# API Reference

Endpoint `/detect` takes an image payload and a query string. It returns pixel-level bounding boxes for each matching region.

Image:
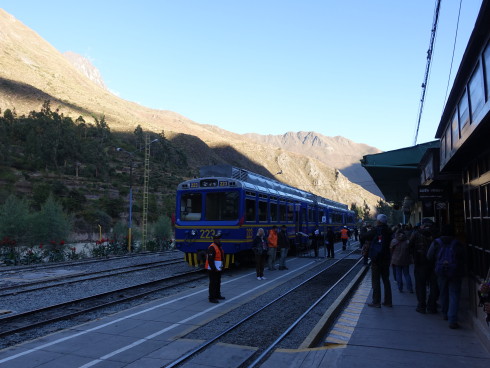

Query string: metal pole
[128,154,133,252]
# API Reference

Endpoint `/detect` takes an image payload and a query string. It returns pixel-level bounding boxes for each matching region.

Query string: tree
[30,195,72,244]
[0,195,31,243]
[362,200,371,221]
[151,215,172,243]
[350,202,363,220]
[375,199,403,225]
[134,125,144,150]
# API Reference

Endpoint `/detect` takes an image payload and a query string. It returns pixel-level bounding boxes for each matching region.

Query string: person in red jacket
[267,225,278,270]
[205,232,225,303]
[340,226,350,251]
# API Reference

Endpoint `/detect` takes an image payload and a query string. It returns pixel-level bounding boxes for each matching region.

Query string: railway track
[0,269,207,338]
[0,257,185,296]
[165,250,365,368]
[0,249,178,275]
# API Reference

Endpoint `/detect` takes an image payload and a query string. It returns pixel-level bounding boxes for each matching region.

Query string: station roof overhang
[360,141,439,205]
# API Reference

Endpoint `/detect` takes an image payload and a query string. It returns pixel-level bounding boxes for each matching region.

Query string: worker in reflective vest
[205,232,225,303]
[340,226,350,251]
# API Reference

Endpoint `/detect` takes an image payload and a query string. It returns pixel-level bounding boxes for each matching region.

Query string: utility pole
[142,134,151,251]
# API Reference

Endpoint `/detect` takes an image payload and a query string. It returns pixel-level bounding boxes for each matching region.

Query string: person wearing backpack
[365,213,393,308]
[427,224,466,329]
[409,218,439,314]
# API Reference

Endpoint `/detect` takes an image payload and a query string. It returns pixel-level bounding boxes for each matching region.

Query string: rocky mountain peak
[63,51,107,90]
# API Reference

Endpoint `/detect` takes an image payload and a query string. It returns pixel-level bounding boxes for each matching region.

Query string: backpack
[368,227,383,261]
[434,238,458,278]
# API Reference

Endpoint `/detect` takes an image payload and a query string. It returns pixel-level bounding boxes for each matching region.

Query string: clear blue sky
[1,0,483,152]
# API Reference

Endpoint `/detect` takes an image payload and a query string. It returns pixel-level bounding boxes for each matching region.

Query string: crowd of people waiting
[206,216,490,329]
[360,214,470,329]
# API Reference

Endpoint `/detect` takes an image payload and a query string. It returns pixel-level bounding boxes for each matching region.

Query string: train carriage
[175,165,356,267]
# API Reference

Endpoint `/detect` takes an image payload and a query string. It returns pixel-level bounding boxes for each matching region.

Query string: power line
[413,0,442,146]
[442,0,463,109]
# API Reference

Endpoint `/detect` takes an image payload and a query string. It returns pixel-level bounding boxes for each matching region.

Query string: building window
[441,135,446,162]
[451,111,459,149]
[484,43,490,101]
[468,62,485,122]
[445,126,451,157]
[458,89,470,130]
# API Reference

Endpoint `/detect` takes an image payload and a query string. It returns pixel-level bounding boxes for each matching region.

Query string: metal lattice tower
[142,134,150,251]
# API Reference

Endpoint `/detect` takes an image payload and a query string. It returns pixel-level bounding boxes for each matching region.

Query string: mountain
[243,132,383,197]
[0,8,382,214]
[63,51,107,91]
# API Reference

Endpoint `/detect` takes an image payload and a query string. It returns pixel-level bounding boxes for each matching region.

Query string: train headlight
[191,229,196,236]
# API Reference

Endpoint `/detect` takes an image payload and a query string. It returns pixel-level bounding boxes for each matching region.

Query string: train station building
[361,0,490,345]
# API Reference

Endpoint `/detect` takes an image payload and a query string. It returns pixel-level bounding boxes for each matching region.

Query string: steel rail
[0,269,205,338]
[248,257,364,368]
[164,249,361,368]
[0,258,185,296]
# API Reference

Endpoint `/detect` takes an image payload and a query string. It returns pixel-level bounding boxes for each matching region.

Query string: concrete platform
[0,244,489,368]
[264,268,490,368]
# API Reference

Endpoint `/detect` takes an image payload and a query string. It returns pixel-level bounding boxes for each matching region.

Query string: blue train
[175,165,356,267]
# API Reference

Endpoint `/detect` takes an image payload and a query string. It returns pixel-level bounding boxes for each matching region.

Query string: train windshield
[180,193,202,221]
[206,191,239,221]
[180,191,239,221]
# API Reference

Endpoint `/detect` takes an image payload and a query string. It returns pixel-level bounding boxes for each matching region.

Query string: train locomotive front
[174,174,247,268]
[174,166,356,268]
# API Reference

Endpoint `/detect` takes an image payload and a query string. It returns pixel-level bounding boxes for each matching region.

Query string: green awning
[360,141,439,204]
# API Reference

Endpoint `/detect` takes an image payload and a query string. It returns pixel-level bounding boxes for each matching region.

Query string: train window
[469,62,484,122]
[287,203,295,222]
[258,200,268,222]
[245,198,256,222]
[180,193,202,221]
[270,202,278,222]
[458,88,469,130]
[205,191,239,221]
[279,203,287,221]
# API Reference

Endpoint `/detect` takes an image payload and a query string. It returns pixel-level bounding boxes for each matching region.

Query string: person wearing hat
[366,213,393,308]
[205,231,225,303]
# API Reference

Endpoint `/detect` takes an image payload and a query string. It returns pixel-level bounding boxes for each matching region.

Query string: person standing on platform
[366,214,393,308]
[340,226,349,250]
[252,228,268,280]
[360,223,371,265]
[310,226,321,258]
[277,225,290,270]
[427,224,466,329]
[205,232,225,303]
[267,225,278,270]
[409,218,438,314]
[326,227,335,258]
[390,229,414,293]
